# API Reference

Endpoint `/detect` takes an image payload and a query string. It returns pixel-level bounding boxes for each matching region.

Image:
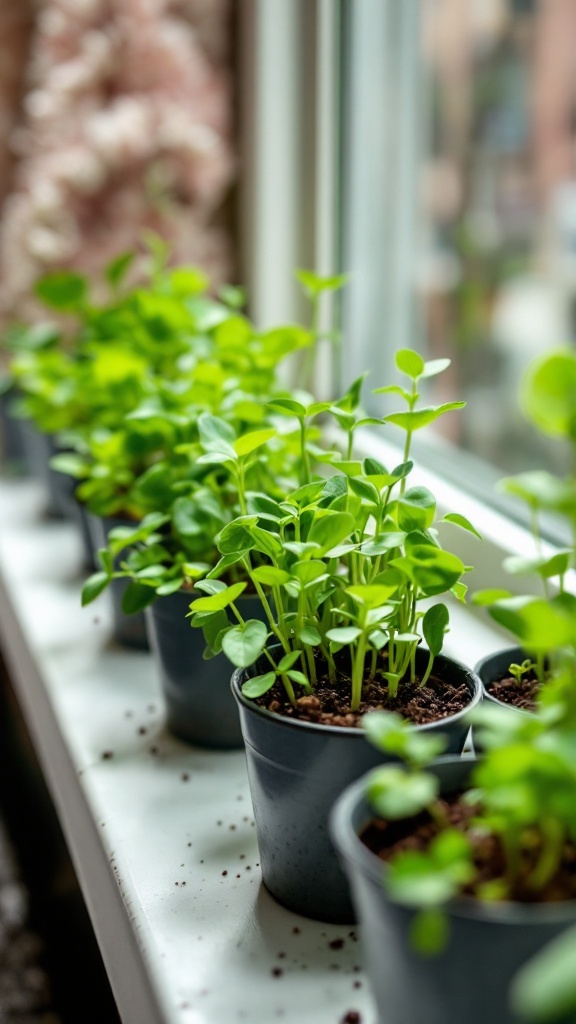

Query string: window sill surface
[0,478,377,1024]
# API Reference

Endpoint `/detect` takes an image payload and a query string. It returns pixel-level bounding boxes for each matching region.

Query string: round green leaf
[242,671,277,699]
[222,619,268,668]
[395,349,425,379]
[190,581,247,612]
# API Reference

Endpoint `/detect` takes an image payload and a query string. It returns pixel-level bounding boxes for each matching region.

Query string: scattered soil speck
[93,617,101,625]
[342,1012,361,1024]
[137,726,147,735]
[329,938,344,950]
[222,870,228,877]
[353,981,362,989]
[236,874,241,879]
[292,927,300,935]
[229,825,236,831]
[101,750,114,760]
[239,854,246,860]
[149,746,159,755]
[348,931,358,941]
[187,842,192,847]
[217,820,223,826]
[245,865,251,870]
[181,773,190,781]
[277,952,286,959]
[271,967,283,978]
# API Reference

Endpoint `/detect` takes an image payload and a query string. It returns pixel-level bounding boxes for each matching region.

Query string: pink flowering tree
[0,0,236,322]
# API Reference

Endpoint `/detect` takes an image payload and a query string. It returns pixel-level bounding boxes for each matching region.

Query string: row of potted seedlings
[3,251,576,1023]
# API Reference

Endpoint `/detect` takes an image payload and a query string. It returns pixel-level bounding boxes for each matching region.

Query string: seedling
[362,673,576,955]
[508,659,536,685]
[474,348,576,692]
[190,351,478,711]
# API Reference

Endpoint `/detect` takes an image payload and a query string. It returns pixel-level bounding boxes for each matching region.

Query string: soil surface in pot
[362,795,576,903]
[259,670,470,728]
[487,670,539,712]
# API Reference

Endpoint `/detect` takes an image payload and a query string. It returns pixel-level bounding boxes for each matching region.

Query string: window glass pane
[420,0,573,475]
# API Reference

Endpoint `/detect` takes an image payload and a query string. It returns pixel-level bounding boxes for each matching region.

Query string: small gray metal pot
[87,513,149,650]
[146,589,267,749]
[330,757,576,1024]
[474,646,534,714]
[232,650,482,924]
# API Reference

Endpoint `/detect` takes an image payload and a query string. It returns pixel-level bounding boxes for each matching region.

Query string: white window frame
[238,0,556,651]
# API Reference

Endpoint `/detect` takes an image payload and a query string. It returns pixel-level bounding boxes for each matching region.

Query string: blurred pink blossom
[0,0,236,321]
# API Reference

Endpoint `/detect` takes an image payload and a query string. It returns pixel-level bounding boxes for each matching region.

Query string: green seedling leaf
[383,403,466,432]
[348,476,380,504]
[398,487,436,531]
[422,604,449,657]
[503,551,572,580]
[395,348,425,379]
[472,588,513,606]
[510,924,576,1023]
[251,566,291,587]
[217,517,258,555]
[81,572,110,606]
[367,766,438,820]
[277,650,303,672]
[190,581,247,612]
[410,908,450,957]
[499,470,576,513]
[35,271,86,310]
[373,384,412,401]
[326,627,362,644]
[335,371,369,413]
[299,625,322,646]
[105,251,135,288]
[194,579,227,596]
[308,511,355,555]
[295,268,348,298]
[121,581,157,614]
[157,579,184,596]
[520,348,576,439]
[360,533,405,556]
[442,513,482,540]
[222,620,268,668]
[198,412,236,447]
[347,583,399,608]
[267,398,307,418]
[391,546,466,597]
[234,428,276,457]
[242,672,276,699]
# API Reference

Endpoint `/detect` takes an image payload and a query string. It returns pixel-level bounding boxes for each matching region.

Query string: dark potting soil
[362,794,576,903]
[487,672,539,712]
[259,672,470,728]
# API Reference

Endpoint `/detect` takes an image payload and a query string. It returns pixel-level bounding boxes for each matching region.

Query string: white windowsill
[0,466,516,1024]
[0,477,380,1024]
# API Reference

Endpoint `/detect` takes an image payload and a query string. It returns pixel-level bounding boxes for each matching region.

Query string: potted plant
[330,670,576,1024]
[474,347,576,716]
[79,267,345,728]
[189,350,483,922]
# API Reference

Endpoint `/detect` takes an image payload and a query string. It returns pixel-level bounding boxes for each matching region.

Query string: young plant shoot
[190,350,479,715]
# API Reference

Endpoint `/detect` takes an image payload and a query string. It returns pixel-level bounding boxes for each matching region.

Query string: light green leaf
[395,349,425,379]
[234,428,276,457]
[190,581,247,612]
[242,672,276,699]
[442,513,482,541]
[222,619,268,668]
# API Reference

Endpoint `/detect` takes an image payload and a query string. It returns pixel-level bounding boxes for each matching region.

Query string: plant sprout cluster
[186,349,479,710]
[474,349,576,691]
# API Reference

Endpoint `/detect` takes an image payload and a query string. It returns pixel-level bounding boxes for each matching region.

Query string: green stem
[299,417,312,486]
[528,820,564,893]
[351,631,368,711]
